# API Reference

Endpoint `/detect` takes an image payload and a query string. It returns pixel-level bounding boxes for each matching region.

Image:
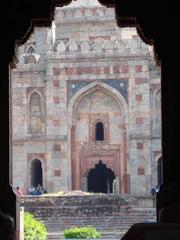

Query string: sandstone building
[11,0,161,206]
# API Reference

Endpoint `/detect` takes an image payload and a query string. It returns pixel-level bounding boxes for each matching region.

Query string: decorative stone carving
[115,40,127,50]
[64,9,73,19]
[96,8,104,16]
[57,41,66,52]
[29,92,43,133]
[81,42,90,52]
[69,41,78,51]
[91,42,102,52]
[55,8,64,20]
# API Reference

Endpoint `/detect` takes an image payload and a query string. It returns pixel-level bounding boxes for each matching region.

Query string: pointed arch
[24,44,37,63]
[27,89,44,134]
[67,81,129,192]
[68,81,128,126]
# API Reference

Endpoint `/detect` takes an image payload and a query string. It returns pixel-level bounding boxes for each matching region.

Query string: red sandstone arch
[68,81,129,193]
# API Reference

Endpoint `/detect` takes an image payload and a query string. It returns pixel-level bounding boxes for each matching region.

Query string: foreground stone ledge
[121,223,180,240]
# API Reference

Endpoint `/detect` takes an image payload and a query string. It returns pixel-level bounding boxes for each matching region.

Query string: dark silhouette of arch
[95,122,104,141]
[30,159,43,187]
[88,161,115,193]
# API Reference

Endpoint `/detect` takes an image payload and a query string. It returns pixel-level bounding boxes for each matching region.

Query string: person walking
[16,186,23,197]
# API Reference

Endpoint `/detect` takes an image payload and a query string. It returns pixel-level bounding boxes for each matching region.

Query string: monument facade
[11,1,161,206]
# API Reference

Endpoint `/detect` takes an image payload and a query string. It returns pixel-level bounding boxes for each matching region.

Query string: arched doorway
[30,159,43,187]
[88,161,115,193]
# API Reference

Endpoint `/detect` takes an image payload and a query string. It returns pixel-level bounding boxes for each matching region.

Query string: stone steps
[47,231,125,240]
[43,212,156,240]
[40,213,156,229]
[21,195,156,240]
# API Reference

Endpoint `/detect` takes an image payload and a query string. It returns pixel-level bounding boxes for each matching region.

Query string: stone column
[82,177,88,192]
[16,205,24,240]
[114,176,120,194]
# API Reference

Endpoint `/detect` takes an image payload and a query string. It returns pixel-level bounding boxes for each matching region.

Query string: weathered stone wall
[11,3,161,205]
[21,195,137,217]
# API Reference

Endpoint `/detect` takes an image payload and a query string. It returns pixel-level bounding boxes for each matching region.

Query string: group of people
[151,185,160,196]
[12,184,47,196]
[28,184,46,195]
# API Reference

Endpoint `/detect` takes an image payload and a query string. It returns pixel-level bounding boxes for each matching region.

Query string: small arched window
[24,46,37,64]
[27,46,35,54]
[95,122,104,141]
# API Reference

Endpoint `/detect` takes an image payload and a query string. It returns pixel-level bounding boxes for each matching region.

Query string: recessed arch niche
[68,81,129,193]
[30,159,43,187]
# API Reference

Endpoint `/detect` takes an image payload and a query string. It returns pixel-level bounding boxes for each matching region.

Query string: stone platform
[20,193,156,239]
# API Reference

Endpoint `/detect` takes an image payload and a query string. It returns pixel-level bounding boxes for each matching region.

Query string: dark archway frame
[1,0,180,238]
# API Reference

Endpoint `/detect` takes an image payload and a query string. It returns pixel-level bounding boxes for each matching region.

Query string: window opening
[95,122,104,141]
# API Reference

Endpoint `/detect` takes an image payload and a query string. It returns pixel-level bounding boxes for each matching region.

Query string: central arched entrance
[68,81,128,193]
[30,159,43,187]
[88,161,115,193]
